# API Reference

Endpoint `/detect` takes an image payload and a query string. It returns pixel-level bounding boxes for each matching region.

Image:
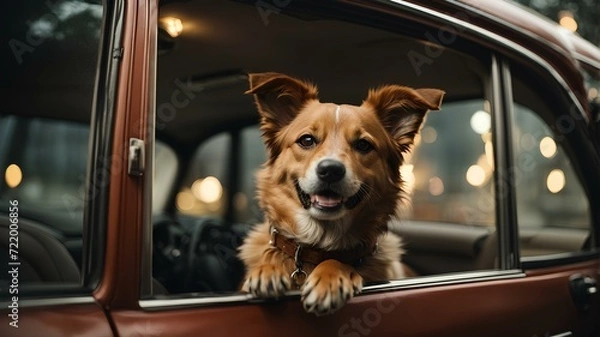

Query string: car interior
[0,0,593,297]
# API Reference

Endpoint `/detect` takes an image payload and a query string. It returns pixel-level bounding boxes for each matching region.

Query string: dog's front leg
[301,259,363,316]
[242,247,292,299]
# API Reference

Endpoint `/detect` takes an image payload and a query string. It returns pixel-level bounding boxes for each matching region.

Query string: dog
[238,72,444,315]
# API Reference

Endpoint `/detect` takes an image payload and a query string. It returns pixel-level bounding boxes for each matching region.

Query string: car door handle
[569,274,597,313]
[128,138,145,177]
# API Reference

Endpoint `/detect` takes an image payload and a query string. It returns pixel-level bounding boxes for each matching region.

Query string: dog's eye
[354,139,374,153]
[297,134,317,148]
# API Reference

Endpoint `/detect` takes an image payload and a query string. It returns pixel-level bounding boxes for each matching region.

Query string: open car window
[149,0,500,298]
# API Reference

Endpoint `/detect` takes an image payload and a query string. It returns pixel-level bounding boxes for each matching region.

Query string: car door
[0,0,120,336]
[102,1,599,337]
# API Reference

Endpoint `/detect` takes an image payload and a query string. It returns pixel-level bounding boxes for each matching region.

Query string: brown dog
[238,72,444,315]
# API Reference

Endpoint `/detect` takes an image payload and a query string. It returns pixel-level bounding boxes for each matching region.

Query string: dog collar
[269,226,378,268]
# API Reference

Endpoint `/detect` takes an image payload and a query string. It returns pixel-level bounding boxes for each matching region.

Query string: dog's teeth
[314,195,342,207]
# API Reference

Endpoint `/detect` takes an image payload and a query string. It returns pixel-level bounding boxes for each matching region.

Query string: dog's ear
[246,72,318,126]
[364,85,444,152]
[246,72,318,157]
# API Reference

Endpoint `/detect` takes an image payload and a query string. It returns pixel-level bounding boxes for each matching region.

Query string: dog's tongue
[312,194,343,207]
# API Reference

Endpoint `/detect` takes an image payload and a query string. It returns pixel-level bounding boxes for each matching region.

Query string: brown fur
[238,72,443,315]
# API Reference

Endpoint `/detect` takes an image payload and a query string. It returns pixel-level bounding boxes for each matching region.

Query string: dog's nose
[316,159,346,183]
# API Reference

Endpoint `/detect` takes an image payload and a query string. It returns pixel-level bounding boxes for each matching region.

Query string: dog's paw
[301,260,363,316]
[243,264,291,299]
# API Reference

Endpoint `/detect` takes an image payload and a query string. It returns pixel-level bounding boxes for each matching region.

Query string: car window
[237,127,268,223]
[0,117,89,235]
[172,97,497,282]
[176,133,230,217]
[0,0,104,293]
[406,99,494,226]
[150,0,497,297]
[153,142,179,215]
[511,75,591,257]
[176,128,266,223]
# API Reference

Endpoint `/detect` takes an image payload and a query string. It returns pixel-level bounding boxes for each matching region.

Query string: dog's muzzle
[294,180,366,211]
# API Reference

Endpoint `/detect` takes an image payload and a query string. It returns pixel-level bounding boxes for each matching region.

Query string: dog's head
[247,72,443,247]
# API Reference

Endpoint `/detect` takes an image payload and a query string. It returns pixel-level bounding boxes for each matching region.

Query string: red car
[1,0,599,336]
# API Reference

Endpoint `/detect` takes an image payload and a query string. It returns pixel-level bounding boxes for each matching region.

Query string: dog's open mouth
[294,180,365,212]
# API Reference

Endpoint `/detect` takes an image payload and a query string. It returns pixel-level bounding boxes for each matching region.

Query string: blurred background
[513,0,600,45]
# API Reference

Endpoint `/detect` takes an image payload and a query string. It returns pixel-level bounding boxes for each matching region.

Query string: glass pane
[176,133,230,217]
[512,103,590,257]
[153,141,179,215]
[236,127,267,223]
[0,0,104,292]
[0,117,89,234]
[151,0,494,297]
[407,99,494,226]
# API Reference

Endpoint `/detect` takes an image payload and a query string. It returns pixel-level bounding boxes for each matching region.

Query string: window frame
[0,0,122,303]
[140,0,599,308]
[81,0,125,293]
[500,58,600,269]
[141,0,517,306]
[492,56,521,271]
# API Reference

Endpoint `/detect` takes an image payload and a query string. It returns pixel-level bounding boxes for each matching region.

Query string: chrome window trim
[362,270,524,292]
[522,249,600,269]
[442,0,578,69]
[550,332,573,337]
[140,293,253,310]
[386,0,588,124]
[139,270,524,310]
[575,53,600,71]
[0,296,96,309]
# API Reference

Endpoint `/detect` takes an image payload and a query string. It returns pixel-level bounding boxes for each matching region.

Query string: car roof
[425,0,600,104]
[462,0,600,66]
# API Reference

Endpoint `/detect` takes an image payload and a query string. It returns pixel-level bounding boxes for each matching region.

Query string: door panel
[111,1,599,336]
[111,260,599,337]
[0,302,114,337]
